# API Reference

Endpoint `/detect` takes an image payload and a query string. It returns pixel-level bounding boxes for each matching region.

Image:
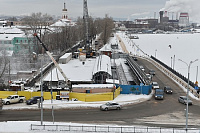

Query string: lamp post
[178,58,198,130]
[155,49,157,58]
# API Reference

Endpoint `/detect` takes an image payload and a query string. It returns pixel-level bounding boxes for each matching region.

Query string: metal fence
[31,124,199,133]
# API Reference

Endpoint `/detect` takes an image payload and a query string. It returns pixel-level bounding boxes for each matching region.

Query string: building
[179,12,189,27]
[50,2,75,27]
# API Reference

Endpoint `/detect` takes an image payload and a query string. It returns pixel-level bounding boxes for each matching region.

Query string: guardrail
[126,56,150,85]
[31,124,199,133]
[141,56,199,98]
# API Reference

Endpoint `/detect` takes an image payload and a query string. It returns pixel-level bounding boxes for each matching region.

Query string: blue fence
[117,85,152,95]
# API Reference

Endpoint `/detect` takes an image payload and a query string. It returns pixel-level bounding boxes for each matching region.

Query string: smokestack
[154,12,156,19]
[164,11,168,17]
[160,11,164,24]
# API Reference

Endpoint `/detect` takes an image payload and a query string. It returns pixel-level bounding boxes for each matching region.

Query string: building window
[25,40,27,43]
[16,39,18,43]
[20,40,23,43]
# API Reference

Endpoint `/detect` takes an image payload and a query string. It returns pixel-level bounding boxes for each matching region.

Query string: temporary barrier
[0,87,121,102]
[0,91,17,99]
[118,85,152,95]
[69,87,121,102]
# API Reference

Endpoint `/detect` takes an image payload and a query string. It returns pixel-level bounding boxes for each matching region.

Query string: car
[154,89,164,100]
[149,69,155,75]
[178,96,192,105]
[139,65,145,71]
[133,56,137,61]
[146,74,152,80]
[151,82,159,89]
[100,102,121,111]
[26,96,44,105]
[164,86,173,94]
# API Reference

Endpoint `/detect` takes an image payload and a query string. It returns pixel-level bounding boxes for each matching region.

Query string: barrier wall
[0,91,17,99]
[0,91,57,100]
[69,87,121,102]
[118,85,152,95]
[0,87,121,102]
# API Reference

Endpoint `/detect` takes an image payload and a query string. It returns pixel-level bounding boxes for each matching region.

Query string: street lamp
[178,58,198,131]
[155,49,157,58]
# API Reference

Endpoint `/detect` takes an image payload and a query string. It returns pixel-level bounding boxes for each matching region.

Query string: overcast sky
[0,0,167,20]
[0,0,199,22]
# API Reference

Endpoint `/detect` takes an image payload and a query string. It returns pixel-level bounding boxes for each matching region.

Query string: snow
[0,94,154,132]
[2,31,200,132]
[117,32,200,84]
[43,58,96,82]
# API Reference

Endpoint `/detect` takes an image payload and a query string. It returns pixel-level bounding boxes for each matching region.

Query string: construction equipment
[83,0,93,58]
[33,33,71,90]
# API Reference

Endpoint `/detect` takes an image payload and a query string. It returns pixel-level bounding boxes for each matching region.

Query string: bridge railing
[141,55,199,98]
[126,56,150,85]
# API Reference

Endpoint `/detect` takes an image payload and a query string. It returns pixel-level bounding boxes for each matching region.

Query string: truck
[154,89,164,100]
[2,95,26,105]
[0,98,3,110]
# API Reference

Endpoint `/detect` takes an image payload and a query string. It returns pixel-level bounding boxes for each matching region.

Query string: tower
[62,2,68,19]
[83,0,89,48]
[179,12,189,27]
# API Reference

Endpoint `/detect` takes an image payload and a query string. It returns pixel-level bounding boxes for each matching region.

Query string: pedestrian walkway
[116,35,129,54]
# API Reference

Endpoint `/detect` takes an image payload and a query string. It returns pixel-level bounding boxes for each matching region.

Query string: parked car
[178,96,192,105]
[151,82,159,89]
[100,102,121,111]
[26,96,44,105]
[164,86,173,94]
[149,69,155,75]
[3,95,26,105]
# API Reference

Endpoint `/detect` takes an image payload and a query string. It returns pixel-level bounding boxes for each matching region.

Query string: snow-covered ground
[117,32,200,84]
[2,94,151,110]
[2,31,200,132]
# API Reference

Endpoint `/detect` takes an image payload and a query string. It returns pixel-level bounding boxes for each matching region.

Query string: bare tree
[0,50,9,80]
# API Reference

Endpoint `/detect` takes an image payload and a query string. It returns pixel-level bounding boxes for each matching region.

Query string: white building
[50,2,75,27]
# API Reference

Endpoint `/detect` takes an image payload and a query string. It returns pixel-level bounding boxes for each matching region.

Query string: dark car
[164,86,173,94]
[149,69,155,75]
[26,96,44,105]
[133,56,137,61]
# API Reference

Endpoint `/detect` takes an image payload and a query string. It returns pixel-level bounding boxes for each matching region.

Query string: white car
[178,96,192,105]
[100,102,121,111]
[152,82,159,89]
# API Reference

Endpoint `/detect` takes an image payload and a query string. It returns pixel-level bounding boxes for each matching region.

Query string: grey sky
[0,0,168,20]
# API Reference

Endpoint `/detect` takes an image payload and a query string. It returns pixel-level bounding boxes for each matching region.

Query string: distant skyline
[0,0,199,22]
[0,0,167,20]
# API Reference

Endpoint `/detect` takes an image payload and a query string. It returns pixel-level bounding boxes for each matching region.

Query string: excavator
[33,33,71,91]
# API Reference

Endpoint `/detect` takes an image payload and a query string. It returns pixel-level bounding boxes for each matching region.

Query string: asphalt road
[1,57,200,128]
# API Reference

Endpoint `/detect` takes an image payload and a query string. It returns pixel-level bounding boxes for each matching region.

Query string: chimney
[160,11,164,24]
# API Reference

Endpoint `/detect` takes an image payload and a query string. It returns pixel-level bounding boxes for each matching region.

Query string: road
[1,57,200,129]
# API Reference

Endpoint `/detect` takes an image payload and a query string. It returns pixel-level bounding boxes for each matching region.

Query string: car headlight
[155,96,158,97]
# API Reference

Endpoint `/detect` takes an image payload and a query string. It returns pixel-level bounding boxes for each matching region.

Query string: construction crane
[83,0,93,58]
[33,33,71,90]
[83,0,89,45]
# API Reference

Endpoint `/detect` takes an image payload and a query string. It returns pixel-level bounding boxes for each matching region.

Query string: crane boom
[33,33,70,89]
